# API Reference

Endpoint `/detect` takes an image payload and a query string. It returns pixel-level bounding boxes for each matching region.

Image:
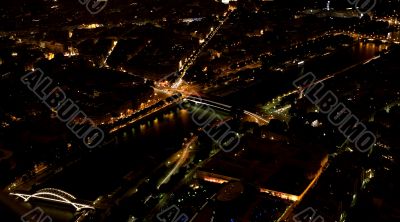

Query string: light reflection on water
[38,104,227,206]
[354,42,389,59]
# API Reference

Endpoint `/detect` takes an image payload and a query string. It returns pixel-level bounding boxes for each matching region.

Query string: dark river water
[34,103,226,220]
[42,106,203,198]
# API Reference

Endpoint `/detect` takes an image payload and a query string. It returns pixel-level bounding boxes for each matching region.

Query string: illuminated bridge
[184,96,269,124]
[9,188,95,211]
[185,96,232,112]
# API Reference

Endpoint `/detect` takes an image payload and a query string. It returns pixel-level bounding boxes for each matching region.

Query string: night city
[1,0,400,221]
